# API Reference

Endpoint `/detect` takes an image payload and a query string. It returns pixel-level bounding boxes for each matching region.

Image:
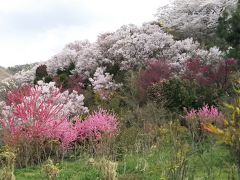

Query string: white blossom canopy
[155,0,238,37]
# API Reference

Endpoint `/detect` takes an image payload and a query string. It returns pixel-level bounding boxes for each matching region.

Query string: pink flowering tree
[0,85,77,148]
[6,84,33,105]
[0,83,119,166]
[0,85,78,167]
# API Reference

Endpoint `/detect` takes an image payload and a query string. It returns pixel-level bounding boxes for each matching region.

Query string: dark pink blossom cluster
[183,58,236,88]
[1,86,73,147]
[6,85,33,105]
[138,59,172,95]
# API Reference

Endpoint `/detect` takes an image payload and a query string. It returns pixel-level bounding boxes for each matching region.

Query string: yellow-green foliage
[135,158,148,172]
[0,146,16,180]
[41,159,60,180]
[202,86,240,165]
[89,157,118,180]
[159,122,190,179]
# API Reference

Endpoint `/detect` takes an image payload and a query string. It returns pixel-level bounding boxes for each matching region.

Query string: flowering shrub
[89,67,122,100]
[0,85,77,147]
[75,109,118,141]
[201,89,240,165]
[183,58,236,88]
[0,83,118,166]
[6,84,32,105]
[138,59,172,96]
[185,105,224,125]
[0,85,78,166]
[35,81,88,116]
[184,105,224,142]
[1,81,88,128]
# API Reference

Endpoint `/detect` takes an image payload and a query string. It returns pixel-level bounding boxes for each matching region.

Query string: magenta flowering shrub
[75,109,118,141]
[185,105,224,125]
[183,58,236,88]
[138,59,172,96]
[184,105,224,142]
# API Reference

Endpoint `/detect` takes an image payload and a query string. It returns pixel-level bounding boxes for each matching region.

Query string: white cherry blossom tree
[155,0,238,37]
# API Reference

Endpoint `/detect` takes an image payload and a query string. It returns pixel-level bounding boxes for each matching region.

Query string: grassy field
[15,145,238,180]
[15,130,239,180]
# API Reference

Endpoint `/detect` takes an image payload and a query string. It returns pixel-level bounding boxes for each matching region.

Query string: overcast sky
[0,0,169,67]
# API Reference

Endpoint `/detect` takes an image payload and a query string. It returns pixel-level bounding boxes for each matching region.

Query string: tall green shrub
[217,1,240,61]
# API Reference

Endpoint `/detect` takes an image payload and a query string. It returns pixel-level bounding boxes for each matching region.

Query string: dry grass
[0,67,10,81]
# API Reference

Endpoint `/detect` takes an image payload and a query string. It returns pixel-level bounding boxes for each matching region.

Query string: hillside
[0,0,240,179]
[7,63,38,75]
[0,66,10,81]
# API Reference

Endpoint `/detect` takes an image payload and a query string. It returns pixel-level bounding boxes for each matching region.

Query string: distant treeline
[8,63,37,74]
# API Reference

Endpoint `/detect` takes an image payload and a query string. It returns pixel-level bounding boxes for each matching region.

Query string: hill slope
[0,67,10,81]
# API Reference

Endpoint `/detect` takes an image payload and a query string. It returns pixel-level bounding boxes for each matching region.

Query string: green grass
[15,143,238,180]
[15,159,102,180]
[14,121,239,180]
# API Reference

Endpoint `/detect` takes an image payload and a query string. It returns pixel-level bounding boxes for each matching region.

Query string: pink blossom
[0,85,118,150]
[185,105,224,125]
[6,85,33,105]
[75,109,118,140]
[0,85,77,148]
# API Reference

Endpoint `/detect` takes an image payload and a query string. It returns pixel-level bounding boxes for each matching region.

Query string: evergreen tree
[217,1,240,60]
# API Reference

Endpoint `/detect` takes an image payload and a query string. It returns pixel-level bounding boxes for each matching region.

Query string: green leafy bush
[147,78,221,113]
[217,1,240,61]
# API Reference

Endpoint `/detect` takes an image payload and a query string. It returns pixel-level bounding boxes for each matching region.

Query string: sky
[0,0,170,67]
